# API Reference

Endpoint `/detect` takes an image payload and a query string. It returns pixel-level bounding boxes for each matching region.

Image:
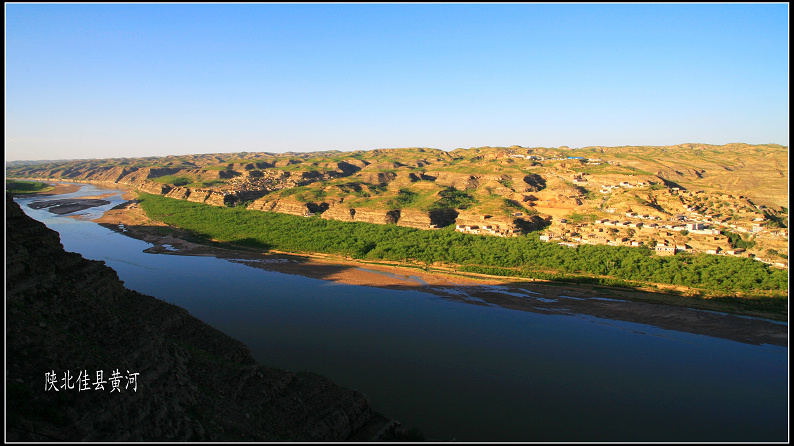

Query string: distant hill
[6,159,81,168]
[6,143,787,214]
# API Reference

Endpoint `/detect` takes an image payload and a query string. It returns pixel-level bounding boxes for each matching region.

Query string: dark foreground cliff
[5,194,403,441]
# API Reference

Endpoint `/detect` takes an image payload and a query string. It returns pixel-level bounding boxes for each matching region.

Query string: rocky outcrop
[358,171,397,185]
[423,171,485,190]
[320,205,357,222]
[5,195,403,441]
[163,187,235,206]
[133,180,171,196]
[522,174,546,192]
[429,209,459,228]
[318,206,402,225]
[186,189,213,203]
[247,198,313,216]
[352,209,399,225]
[279,202,458,229]
[115,167,158,184]
[341,159,369,170]
[396,209,432,229]
[270,200,312,216]
[274,159,301,168]
[247,199,278,212]
[165,186,192,200]
[327,161,364,175]
[361,162,402,171]
[204,191,227,207]
[656,168,707,180]
[183,189,226,206]
[85,166,136,183]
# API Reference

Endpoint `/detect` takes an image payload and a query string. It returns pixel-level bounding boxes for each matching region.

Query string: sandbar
[28,198,112,215]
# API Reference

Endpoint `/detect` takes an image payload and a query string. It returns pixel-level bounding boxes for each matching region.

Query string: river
[12,183,789,442]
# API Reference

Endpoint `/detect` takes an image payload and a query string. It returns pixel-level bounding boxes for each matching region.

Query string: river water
[13,183,789,442]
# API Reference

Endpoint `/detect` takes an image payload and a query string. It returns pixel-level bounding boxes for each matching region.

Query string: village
[531,177,789,269]
[445,146,789,267]
[399,148,790,269]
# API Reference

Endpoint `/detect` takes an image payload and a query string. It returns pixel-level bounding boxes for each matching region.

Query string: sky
[5,3,789,161]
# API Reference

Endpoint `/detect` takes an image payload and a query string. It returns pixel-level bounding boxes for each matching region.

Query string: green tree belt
[137,193,787,297]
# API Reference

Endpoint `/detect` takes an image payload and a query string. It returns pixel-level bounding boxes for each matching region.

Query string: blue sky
[5,3,789,161]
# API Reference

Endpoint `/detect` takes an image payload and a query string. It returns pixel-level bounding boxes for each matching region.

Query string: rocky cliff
[396,209,432,229]
[317,206,403,226]
[5,195,404,441]
[247,197,318,217]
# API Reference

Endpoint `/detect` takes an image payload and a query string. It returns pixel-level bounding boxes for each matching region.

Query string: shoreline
[13,181,789,345]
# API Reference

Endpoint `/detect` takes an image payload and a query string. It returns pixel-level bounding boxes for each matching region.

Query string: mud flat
[28,198,112,214]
